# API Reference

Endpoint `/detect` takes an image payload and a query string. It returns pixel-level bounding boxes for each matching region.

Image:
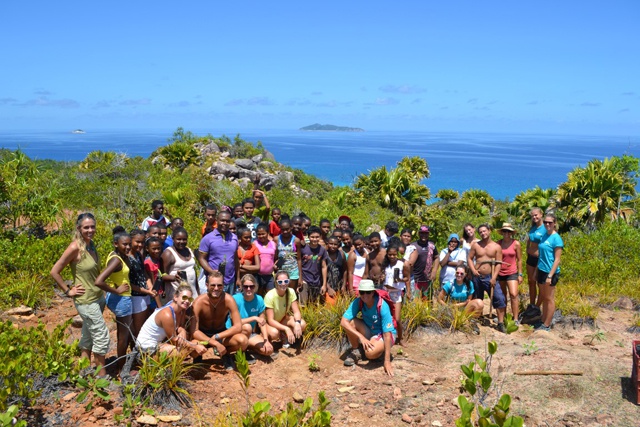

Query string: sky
[1,1,639,135]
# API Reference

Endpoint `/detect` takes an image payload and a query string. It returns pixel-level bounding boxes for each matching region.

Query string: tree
[0,150,60,230]
[436,189,459,204]
[354,156,430,215]
[508,186,555,223]
[457,189,493,217]
[553,156,638,228]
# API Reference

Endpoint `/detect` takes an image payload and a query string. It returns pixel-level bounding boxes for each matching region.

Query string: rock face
[235,158,255,170]
[200,144,321,195]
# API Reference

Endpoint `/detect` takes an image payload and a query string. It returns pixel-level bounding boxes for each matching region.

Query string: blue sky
[1,1,638,135]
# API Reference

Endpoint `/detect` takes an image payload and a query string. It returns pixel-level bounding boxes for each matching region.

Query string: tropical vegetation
[2,128,640,423]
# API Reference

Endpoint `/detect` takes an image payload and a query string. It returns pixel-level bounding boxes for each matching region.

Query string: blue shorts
[257,274,275,291]
[106,293,133,317]
[473,275,507,309]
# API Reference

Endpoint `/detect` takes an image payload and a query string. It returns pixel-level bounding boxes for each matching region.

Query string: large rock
[235,158,255,170]
[209,161,240,178]
[276,171,295,183]
[195,140,220,156]
[259,174,277,190]
[238,169,259,181]
[251,154,264,163]
[5,305,33,316]
[236,178,252,189]
[263,150,276,162]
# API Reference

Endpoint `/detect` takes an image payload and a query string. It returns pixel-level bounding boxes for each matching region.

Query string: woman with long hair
[51,213,109,376]
[536,213,563,331]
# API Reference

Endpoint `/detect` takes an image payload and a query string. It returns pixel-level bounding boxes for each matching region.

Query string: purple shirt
[199,228,238,284]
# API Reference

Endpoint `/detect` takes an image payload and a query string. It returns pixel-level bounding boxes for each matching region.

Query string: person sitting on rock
[341,279,396,376]
[191,271,248,370]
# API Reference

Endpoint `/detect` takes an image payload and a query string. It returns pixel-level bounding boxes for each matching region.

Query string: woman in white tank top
[161,228,197,302]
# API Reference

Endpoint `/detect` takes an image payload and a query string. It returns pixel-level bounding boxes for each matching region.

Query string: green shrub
[0,320,84,410]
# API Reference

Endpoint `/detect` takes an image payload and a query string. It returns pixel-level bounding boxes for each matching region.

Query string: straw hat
[498,223,516,234]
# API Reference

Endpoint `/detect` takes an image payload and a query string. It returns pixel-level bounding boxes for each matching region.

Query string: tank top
[326,250,345,291]
[277,235,298,273]
[129,252,148,296]
[166,246,197,298]
[353,249,367,278]
[71,248,101,305]
[255,239,277,275]
[136,305,176,350]
[499,240,518,276]
[106,252,131,296]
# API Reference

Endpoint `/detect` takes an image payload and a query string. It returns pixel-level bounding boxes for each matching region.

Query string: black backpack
[519,304,542,325]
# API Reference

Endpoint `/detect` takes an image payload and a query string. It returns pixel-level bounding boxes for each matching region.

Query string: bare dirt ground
[5,297,640,427]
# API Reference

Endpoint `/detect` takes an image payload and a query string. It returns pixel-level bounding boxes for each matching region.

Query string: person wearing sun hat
[340,279,396,376]
[497,222,523,323]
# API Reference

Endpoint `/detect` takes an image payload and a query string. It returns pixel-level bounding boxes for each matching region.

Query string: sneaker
[343,348,363,367]
[245,352,257,365]
[497,322,506,333]
[535,324,551,332]
[270,349,279,360]
[222,354,235,371]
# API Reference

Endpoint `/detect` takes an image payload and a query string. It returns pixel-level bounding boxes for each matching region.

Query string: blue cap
[448,233,460,244]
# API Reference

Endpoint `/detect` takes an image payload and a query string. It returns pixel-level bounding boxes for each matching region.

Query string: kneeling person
[227,274,274,362]
[192,272,248,370]
[136,283,207,357]
[340,279,396,376]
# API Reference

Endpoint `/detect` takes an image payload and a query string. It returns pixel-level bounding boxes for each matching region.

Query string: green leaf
[464,379,477,395]
[480,372,492,392]
[488,341,498,355]
[95,378,110,388]
[76,390,89,403]
[475,354,487,370]
[503,416,524,427]
[498,394,512,410]
[461,364,473,378]
[95,389,110,401]
[75,378,90,389]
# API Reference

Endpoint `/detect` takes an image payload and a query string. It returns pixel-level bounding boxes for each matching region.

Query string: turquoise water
[0,129,637,200]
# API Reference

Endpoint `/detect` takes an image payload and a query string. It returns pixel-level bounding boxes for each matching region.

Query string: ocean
[0,129,637,201]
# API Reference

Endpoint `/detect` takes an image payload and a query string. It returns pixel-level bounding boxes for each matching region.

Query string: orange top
[238,244,259,266]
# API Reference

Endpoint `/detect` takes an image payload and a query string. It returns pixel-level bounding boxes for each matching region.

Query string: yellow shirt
[264,288,296,322]
[106,252,131,297]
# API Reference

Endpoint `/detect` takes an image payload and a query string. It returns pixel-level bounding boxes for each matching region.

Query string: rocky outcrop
[204,147,307,194]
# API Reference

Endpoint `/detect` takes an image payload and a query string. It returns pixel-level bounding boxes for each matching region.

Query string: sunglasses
[455,272,466,276]
[543,221,555,225]
[243,284,256,290]
[276,279,290,286]
[181,295,194,302]
[209,283,224,288]
[360,291,374,295]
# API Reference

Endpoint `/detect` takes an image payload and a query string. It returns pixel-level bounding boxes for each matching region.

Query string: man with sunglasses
[340,279,396,376]
[191,272,248,370]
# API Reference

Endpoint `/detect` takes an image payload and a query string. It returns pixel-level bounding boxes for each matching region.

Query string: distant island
[299,123,364,132]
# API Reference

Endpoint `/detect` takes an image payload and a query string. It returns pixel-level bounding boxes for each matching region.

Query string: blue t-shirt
[528,224,545,244]
[442,281,475,303]
[343,295,396,335]
[538,232,563,274]
[225,293,265,330]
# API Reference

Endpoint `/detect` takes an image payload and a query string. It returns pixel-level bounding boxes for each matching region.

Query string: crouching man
[192,271,248,370]
[340,279,396,376]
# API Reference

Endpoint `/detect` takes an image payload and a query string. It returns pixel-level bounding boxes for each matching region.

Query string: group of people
[51,188,562,377]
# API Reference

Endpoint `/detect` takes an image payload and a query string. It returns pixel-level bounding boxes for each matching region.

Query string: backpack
[358,289,398,329]
[519,304,542,325]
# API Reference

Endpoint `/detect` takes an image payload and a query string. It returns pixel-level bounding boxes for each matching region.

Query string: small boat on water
[71,129,86,134]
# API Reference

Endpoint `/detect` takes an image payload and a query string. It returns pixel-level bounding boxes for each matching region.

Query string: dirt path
[5,299,640,426]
